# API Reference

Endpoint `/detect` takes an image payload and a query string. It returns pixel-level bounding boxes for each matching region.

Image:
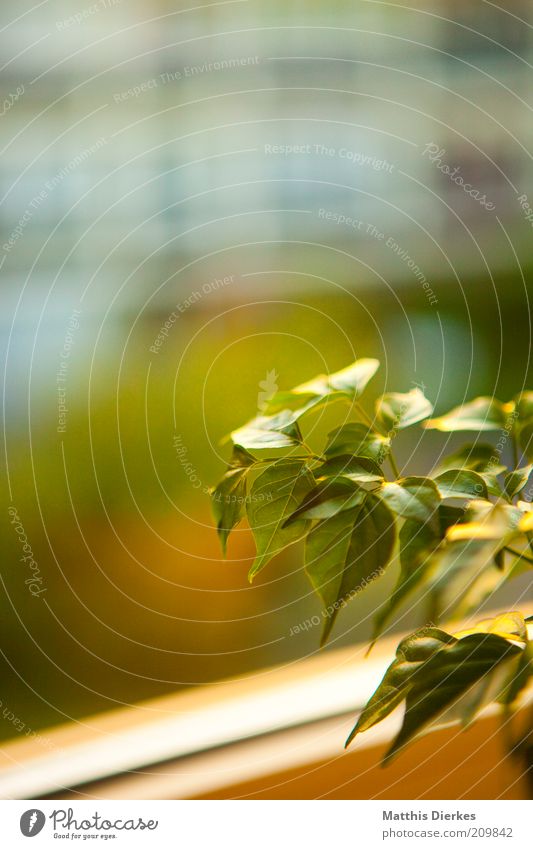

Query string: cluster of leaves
[211,359,533,757]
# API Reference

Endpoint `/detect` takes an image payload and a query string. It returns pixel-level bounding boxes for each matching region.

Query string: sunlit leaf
[262,358,380,419]
[454,611,527,643]
[375,388,433,431]
[324,423,390,463]
[230,410,303,449]
[434,469,488,500]
[247,460,315,579]
[424,397,509,432]
[305,494,395,645]
[211,445,257,555]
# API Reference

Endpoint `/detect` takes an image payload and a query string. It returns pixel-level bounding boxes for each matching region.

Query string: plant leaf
[324,423,391,463]
[433,469,488,500]
[284,479,366,524]
[385,632,522,762]
[316,454,384,486]
[370,504,462,646]
[434,443,505,475]
[424,397,509,432]
[504,465,533,501]
[262,358,380,419]
[230,410,303,449]
[305,494,395,645]
[375,388,433,431]
[346,627,455,746]
[379,477,440,525]
[211,445,257,555]
[246,460,315,579]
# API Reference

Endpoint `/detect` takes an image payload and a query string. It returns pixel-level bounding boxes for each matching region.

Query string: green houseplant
[210,359,533,764]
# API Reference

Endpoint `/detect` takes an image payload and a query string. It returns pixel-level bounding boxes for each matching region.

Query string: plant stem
[504,546,533,565]
[388,451,401,479]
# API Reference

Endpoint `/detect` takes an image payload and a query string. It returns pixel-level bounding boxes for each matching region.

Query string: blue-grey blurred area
[1,0,532,739]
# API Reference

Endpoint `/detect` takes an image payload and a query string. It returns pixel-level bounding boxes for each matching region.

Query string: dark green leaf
[324,423,391,463]
[505,465,533,501]
[425,397,508,432]
[385,632,522,762]
[247,460,315,579]
[211,446,257,555]
[375,388,433,432]
[434,443,505,475]
[346,628,455,746]
[305,494,396,644]
[284,479,366,525]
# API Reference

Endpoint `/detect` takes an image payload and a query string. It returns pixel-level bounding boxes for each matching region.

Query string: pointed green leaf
[505,465,533,501]
[305,494,396,644]
[425,397,510,432]
[324,423,391,463]
[327,358,380,395]
[375,388,433,431]
[385,632,522,762]
[230,410,303,450]
[283,479,366,525]
[211,446,257,555]
[434,469,488,500]
[346,627,455,746]
[379,477,440,524]
[247,460,315,579]
[262,358,380,420]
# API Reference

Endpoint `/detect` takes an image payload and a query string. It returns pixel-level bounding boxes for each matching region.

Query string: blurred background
[1,0,532,740]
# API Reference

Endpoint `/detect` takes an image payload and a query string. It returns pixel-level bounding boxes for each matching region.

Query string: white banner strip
[1,799,531,847]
